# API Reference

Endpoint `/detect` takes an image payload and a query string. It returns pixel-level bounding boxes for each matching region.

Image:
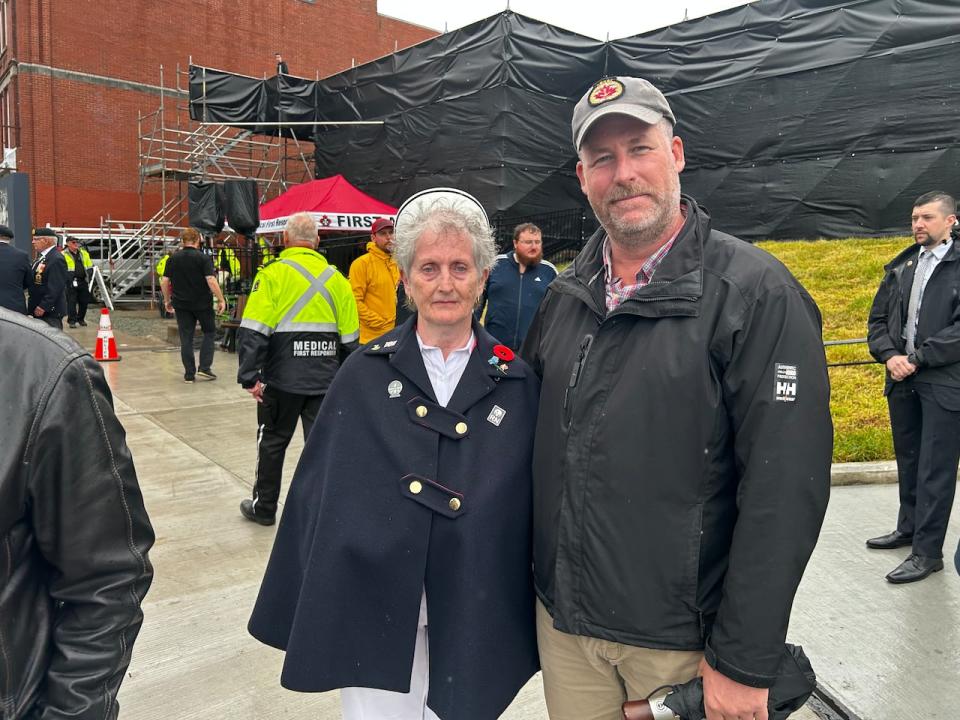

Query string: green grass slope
[759,237,911,462]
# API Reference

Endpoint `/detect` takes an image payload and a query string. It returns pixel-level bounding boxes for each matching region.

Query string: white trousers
[340,593,441,720]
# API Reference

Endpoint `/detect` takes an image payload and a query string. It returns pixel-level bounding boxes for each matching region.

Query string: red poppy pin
[489,344,514,374]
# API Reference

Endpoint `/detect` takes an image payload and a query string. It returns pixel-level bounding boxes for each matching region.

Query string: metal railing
[824,338,874,368]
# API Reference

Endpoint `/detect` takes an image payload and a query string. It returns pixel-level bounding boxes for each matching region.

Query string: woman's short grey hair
[393,191,497,277]
[285,212,318,244]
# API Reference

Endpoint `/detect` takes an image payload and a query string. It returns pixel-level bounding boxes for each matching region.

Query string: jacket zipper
[563,334,595,410]
[513,265,525,348]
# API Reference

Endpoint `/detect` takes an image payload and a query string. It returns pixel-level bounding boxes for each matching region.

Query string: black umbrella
[622,644,816,720]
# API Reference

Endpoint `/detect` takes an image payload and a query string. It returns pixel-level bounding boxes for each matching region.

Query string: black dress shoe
[866,530,913,549]
[240,499,275,526]
[886,554,944,584]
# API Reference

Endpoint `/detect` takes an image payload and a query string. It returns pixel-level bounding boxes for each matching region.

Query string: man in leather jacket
[0,308,155,719]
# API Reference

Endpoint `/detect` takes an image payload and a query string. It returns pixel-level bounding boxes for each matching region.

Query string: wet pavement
[63,309,958,719]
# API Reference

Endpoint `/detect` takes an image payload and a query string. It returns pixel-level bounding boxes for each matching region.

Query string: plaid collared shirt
[602,225,681,311]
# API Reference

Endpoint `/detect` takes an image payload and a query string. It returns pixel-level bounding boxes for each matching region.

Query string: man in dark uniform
[867,190,960,583]
[28,227,69,329]
[63,236,93,327]
[0,224,31,313]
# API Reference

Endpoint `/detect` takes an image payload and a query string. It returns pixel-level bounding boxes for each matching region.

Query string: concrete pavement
[61,312,957,719]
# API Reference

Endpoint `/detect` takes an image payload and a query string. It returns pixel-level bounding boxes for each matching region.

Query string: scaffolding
[103,61,317,301]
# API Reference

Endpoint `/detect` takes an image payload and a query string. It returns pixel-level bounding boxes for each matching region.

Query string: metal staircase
[102,197,182,298]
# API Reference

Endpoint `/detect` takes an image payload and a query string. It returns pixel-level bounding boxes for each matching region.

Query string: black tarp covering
[223,180,260,237]
[188,1,960,239]
[188,182,224,234]
[608,0,960,238]
[189,67,266,127]
[311,14,605,218]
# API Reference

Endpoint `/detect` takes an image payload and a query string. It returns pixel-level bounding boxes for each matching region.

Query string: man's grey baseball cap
[572,77,676,150]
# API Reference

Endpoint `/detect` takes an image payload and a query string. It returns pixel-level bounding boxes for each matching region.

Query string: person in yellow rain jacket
[349,217,400,344]
[237,212,359,526]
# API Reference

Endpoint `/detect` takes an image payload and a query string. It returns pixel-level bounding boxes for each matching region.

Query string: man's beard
[914,231,941,248]
[591,176,680,250]
[517,248,542,265]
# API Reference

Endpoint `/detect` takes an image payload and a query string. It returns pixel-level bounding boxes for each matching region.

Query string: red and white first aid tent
[256,174,396,234]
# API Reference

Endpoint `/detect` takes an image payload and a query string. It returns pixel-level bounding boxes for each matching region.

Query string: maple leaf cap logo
[588,79,625,106]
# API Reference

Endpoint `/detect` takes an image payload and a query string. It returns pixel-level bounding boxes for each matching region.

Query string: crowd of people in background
[2,69,960,720]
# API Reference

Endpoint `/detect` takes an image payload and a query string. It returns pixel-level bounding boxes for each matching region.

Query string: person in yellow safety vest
[156,253,170,277]
[217,243,241,276]
[237,211,360,526]
[156,251,173,318]
[349,217,400,344]
[257,235,278,269]
[214,239,241,292]
[62,236,94,328]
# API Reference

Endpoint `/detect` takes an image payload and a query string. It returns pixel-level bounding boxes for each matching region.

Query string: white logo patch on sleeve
[774,363,798,402]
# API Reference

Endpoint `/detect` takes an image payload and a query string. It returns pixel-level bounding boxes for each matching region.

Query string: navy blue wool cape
[248,317,540,720]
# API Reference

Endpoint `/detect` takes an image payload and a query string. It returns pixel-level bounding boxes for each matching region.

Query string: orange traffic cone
[94,308,121,362]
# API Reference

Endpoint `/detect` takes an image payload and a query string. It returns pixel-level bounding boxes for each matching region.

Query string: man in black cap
[0,224,31,313]
[28,227,69,329]
[64,236,94,327]
[523,77,832,720]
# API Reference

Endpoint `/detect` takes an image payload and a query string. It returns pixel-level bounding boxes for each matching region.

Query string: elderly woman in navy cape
[248,188,540,720]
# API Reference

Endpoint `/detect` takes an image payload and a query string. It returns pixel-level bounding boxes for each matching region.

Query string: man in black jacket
[867,191,960,584]
[27,227,69,329]
[522,77,832,720]
[0,223,30,313]
[0,307,155,719]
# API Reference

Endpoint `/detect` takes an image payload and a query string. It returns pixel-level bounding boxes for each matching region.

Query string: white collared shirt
[415,331,475,407]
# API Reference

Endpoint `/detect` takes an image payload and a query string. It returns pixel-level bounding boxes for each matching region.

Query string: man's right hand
[246,381,266,403]
[885,354,916,381]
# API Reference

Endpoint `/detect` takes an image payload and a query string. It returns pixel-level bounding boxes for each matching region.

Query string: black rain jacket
[521,197,832,688]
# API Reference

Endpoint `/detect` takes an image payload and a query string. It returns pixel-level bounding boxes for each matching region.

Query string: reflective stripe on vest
[274,260,337,333]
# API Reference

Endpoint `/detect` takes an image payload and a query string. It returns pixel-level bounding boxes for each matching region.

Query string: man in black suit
[275,52,288,75]
[0,224,30,313]
[867,190,960,584]
[27,227,69,330]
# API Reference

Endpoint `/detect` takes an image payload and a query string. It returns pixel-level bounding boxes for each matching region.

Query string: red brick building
[0,0,435,227]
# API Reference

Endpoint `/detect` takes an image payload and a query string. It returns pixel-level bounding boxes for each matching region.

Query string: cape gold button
[449,497,461,511]
[416,405,428,417]
[409,480,423,494]
[455,422,468,435]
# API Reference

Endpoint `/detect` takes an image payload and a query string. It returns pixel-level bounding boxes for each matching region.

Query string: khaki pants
[536,599,702,720]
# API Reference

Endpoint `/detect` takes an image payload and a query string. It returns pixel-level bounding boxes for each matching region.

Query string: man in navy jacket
[867,190,960,583]
[27,227,68,329]
[477,223,557,350]
[0,224,30,313]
